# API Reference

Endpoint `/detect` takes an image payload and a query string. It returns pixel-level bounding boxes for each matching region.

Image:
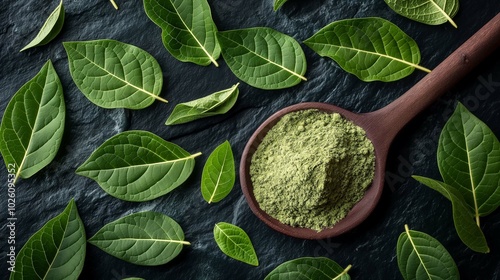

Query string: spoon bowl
[240,13,500,239]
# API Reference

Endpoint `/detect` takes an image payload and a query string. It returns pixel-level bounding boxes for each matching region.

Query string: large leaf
[213,222,258,266]
[63,39,166,109]
[165,83,239,125]
[10,199,86,280]
[274,0,288,11]
[304,17,430,82]
[265,257,351,280]
[217,27,307,90]
[397,225,459,280]
[20,0,65,51]
[0,60,65,182]
[201,140,235,203]
[89,211,190,266]
[413,176,489,253]
[438,103,500,219]
[76,130,201,202]
[143,0,220,66]
[384,0,459,28]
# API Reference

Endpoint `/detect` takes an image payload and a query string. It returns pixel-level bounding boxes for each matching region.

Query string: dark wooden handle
[370,13,500,142]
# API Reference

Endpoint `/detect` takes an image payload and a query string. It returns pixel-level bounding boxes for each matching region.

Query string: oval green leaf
[76,130,201,202]
[89,211,190,266]
[0,60,65,182]
[143,0,221,66]
[217,27,307,90]
[438,103,500,220]
[384,0,459,28]
[201,140,235,203]
[63,39,166,109]
[412,176,489,253]
[213,222,258,266]
[274,0,288,11]
[166,83,239,125]
[397,225,459,280]
[10,199,86,280]
[20,0,65,52]
[265,257,352,280]
[304,17,430,82]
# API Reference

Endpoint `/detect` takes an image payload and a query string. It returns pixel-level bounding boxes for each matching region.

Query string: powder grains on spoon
[250,109,375,231]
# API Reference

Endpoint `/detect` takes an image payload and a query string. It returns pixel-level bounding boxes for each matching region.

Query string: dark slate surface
[1,1,500,279]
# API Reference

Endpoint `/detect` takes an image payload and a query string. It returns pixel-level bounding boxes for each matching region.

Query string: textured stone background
[1,0,499,279]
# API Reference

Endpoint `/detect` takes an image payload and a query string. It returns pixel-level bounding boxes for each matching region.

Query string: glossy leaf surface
[384,0,459,27]
[304,17,429,82]
[89,211,189,266]
[10,199,86,280]
[0,60,65,182]
[265,257,351,280]
[438,103,500,219]
[21,0,65,51]
[143,0,221,66]
[397,225,460,280]
[218,27,307,90]
[64,39,165,109]
[274,0,288,11]
[76,130,200,202]
[213,222,258,266]
[201,141,235,203]
[166,83,239,125]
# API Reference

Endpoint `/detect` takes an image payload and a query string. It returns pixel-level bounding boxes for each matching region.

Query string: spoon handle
[372,13,500,142]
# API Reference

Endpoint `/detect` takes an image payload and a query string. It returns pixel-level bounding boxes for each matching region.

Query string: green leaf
[413,176,489,253]
[89,211,190,266]
[201,141,235,203]
[10,199,86,280]
[274,0,288,11]
[76,130,201,202]
[217,27,307,90]
[20,0,65,51]
[63,39,166,109]
[165,83,239,125]
[304,17,430,82]
[397,224,460,280]
[265,257,352,280]
[143,0,221,66]
[438,103,500,222]
[0,60,65,182]
[213,222,258,266]
[122,278,145,280]
[384,0,459,28]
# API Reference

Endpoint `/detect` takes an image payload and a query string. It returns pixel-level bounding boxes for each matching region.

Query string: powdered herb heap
[250,109,375,231]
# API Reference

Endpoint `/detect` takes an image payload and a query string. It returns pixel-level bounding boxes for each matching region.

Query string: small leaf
[274,0,288,11]
[89,211,190,266]
[76,130,201,202]
[10,199,86,280]
[217,27,307,90]
[397,224,460,280]
[265,257,352,280]
[438,103,500,221]
[213,222,258,266]
[413,176,489,253]
[0,60,65,182]
[384,0,459,28]
[20,0,65,51]
[304,17,430,82]
[143,0,221,66]
[166,83,239,125]
[63,39,166,109]
[201,141,235,203]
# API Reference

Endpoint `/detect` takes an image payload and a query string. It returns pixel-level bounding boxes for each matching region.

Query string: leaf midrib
[41,206,72,280]
[405,226,433,280]
[221,34,307,81]
[427,0,457,28]
[462,119,481,226]
[309,42,431,73]
[165,0,219,66]
[94,237,190,245]
[208,146,229,203]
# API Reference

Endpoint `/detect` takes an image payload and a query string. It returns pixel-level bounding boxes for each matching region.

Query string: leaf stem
[414,64,432,73]
[154,95,169,104]
[110,0,119,10]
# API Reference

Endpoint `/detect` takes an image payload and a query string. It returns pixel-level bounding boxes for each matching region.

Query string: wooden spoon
[239,13,500,239]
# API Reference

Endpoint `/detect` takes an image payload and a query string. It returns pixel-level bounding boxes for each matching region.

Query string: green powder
[250,109,375,231]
